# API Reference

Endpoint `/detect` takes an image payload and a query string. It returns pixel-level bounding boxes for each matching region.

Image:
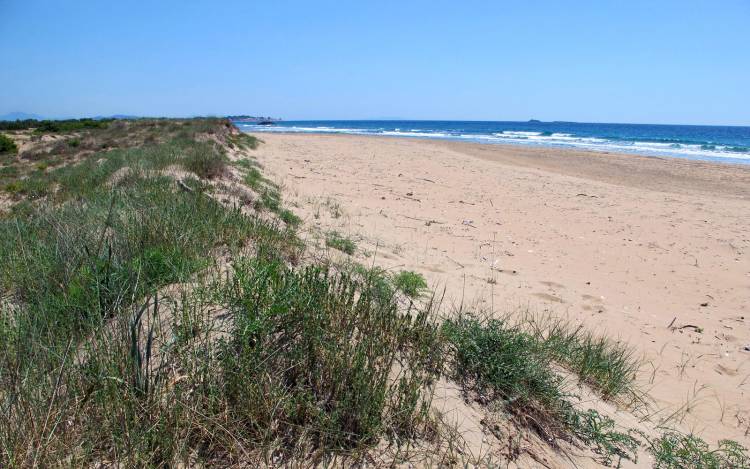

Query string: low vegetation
[442,316,640,465]
[647,432,749,469]
[521,314,640,401]
[0,117,746,467]
[0,117,112,132]
[392,270,428,298]
[0,134,17,154]
[326,231,356,255]
[220,257,442,454]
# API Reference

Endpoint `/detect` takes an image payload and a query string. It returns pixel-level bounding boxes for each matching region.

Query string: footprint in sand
[581,294,606,313]
[533,292,564,303]
[540,280,565,289]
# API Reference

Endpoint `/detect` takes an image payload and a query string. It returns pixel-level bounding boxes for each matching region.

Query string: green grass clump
[326,231,356,255]
[0,134,18,154]
[240,166,284,213]
[442,316,639,466]
[350,264,395,306]
[218,258,442,455]
[392,270,427,298]
[279,208,301,227]
[648,432,749,469]
[243,166,266,190]
[180,141,227,179]
[443,317,567,415]
[524,315,639,400]
[259,188,281,212]
[228,132,259,150]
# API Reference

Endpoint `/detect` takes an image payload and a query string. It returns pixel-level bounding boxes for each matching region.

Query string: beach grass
[442,315,641,465]
[326,231,356,255]
[1,117,747,467]
[519,314,640,401]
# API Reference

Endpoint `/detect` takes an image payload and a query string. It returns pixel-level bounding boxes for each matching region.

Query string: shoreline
[252,131,750,445]
[238,121,750,166]
[250,131,750,199]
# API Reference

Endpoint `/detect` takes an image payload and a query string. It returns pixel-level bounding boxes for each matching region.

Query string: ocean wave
[239,123,750,162]
[381,130,451,138]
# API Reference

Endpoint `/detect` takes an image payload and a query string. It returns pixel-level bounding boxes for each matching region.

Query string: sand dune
[253,132,750,446]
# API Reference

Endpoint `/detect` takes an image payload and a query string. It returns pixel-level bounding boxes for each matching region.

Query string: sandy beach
[252,132,750,446]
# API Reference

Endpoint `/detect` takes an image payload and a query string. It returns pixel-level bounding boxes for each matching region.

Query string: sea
[236,120,750,164]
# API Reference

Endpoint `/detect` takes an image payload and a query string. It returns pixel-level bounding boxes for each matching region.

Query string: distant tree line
[0,118,112,132]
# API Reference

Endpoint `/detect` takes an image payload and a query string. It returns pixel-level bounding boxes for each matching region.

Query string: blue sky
[1,0,749,125]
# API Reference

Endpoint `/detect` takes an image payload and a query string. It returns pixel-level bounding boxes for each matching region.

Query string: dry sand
[252,133,750,449]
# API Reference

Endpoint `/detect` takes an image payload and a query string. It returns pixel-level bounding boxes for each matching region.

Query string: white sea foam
[381,130,451,138]
[240,124,750,162]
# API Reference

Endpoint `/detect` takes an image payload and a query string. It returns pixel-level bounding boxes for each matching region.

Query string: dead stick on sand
[446,255,465,268]
[402,215,445,224]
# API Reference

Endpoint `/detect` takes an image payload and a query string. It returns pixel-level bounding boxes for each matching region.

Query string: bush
[0,134,18,154]
[35,118,111,133]
[392,270,427,298]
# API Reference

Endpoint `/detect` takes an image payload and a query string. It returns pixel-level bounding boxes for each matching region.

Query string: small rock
[700,302,709,307]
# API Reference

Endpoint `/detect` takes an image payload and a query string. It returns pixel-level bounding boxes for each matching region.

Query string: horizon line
[2,112,749,128]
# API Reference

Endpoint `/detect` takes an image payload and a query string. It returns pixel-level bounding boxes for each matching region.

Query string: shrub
[392,270,427,298]
[0,134,18,154]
